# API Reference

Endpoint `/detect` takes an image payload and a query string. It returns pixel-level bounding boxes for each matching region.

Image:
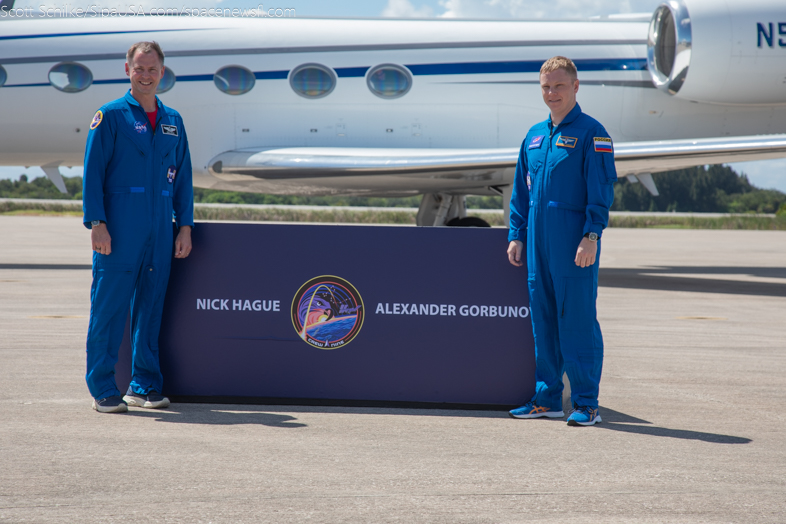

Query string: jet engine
[647,0,786,105]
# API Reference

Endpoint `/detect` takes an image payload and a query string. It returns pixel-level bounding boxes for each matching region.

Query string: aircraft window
[0,65,6,87]
[214,65,255,95]
[367,64,412,99]
[48,62,93,93]
[157,67,176,94]
[289,64,336,99]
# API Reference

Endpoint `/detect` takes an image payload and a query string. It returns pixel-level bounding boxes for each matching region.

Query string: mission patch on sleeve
[89,110,103,130]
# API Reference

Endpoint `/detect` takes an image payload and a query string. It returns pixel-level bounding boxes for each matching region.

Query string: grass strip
[609,214,786,230]
[2,200,784,230]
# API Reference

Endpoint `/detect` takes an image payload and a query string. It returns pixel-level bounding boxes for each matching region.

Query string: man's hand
[91,223,112,255]
[507,240,524,267]
[575,236,597,268]
[174,225,192,259]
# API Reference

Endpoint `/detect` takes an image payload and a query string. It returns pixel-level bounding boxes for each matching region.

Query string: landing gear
[416,193,490,227]
[446,216,490,228]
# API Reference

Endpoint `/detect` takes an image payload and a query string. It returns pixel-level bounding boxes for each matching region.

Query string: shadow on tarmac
[0,263,92,270]
[122,404,751,444]
[124,406,308,428]
[599,266,786,297]
[598,407,751,444]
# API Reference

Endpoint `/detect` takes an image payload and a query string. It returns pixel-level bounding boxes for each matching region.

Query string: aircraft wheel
[445,216,491,228]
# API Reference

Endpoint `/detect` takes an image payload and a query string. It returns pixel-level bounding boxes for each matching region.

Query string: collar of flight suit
[123,89,164,116]
[548,102,582,130]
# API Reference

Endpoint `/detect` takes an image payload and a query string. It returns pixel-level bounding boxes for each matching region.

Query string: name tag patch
[594,137,613,153]
[528,135,545,149]
[556,135,577,148]
[161,124,178,136]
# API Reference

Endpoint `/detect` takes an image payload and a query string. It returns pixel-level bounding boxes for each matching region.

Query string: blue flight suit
[508,103,616,410]
[82,90,194,400]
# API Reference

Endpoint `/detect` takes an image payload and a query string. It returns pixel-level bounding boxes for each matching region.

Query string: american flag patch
[594,137,613,153]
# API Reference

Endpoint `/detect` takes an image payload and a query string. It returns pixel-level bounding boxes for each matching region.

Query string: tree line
[2,165,784,214]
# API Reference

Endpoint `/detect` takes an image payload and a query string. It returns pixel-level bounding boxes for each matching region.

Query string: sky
[3,0,785,192]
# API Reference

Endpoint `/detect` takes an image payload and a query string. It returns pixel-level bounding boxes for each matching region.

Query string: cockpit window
[214,65,255,95]
[367,64,412,99]
[157,67,176,94]
[49,62,93,93]
[289,64,336,99]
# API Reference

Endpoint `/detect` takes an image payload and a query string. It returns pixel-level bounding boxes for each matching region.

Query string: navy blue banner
[117,223,535,407]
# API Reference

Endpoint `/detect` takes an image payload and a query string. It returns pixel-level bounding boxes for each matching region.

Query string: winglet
[0,0,15,10]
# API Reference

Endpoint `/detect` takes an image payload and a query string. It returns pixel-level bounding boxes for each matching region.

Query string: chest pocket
[551,138,581,169]
[158,134,178,161]
[116,122,149,154]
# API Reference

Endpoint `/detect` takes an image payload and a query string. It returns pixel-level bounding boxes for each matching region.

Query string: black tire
[445,216,491,228]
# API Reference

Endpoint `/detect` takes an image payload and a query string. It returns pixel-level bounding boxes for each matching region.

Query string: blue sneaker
[567,405,601,426]
[92,396,128,413]
[509,402,564,419]
[123,389,170,409]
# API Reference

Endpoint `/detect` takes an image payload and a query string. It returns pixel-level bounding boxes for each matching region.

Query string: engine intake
[647,1,692,95]
[646,0,786,105]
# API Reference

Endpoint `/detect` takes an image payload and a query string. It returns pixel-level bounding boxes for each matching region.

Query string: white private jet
[1,0,785,225]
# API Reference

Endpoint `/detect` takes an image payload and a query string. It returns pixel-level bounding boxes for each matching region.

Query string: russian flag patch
[594,137,613,153]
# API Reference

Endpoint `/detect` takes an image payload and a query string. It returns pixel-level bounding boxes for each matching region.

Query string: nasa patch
[167,165,177,184]
[133,121,148,134]
[89,110,103,130]
[161,124,178,136]
[556,135,577,148]
[528,135,545,149]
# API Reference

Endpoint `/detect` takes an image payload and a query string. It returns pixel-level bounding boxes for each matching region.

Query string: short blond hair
[127,41,165,66]
[540,56,577,80]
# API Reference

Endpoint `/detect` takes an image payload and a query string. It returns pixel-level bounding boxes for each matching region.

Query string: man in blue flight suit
[83,41,194,413]
[507,56,616,426]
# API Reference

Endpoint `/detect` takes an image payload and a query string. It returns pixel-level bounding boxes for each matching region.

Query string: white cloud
[382,0,434,18]
[437,0,661,19]
[728,159,786,193]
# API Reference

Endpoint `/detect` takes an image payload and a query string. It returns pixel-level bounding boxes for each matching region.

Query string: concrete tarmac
[1,216,784,523]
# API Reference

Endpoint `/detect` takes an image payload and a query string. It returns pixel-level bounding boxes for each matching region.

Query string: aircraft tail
[0,0,15,10]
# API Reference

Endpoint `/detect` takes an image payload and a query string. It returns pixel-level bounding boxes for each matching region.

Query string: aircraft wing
[207,134,786,191]
[614,135,786,176]
[209,147,518,180]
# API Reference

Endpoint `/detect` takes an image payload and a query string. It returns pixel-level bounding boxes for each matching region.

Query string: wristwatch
[91,220,104,227]
[585,232,599,242]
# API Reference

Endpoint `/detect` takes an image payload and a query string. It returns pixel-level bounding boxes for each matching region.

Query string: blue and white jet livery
[1,0,785,224]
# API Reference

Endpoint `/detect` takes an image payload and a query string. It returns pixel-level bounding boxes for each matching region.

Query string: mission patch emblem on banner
[167,165,176,184]
[291,275,364,350]
[161,124,178,136]
[594,137,613,153]
[89,110,103,130]
[556,135,577,148]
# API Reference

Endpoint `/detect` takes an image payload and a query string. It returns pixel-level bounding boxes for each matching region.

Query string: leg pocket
[556,276,601,353]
